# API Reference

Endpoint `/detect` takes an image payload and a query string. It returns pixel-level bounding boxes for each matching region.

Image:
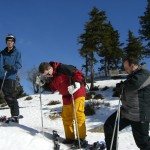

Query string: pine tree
[16,76,27,98]
[97,22,123,76]
[124,30,144,61]
[79,46,90,80]
[78,7,107,89]
[139,0,150,54]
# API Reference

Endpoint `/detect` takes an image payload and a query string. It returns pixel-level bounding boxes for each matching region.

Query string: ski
[53,130,60,150]
[0,115,23,123]
[53,130,105,150]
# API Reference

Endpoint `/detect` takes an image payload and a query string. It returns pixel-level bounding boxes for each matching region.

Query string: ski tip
[53,130,57,134]
[18,115,23,119]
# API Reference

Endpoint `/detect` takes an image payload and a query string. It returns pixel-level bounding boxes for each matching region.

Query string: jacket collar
[3,46,16,54]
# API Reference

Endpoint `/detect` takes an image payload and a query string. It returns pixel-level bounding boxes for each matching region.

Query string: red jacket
[49,62,86,105]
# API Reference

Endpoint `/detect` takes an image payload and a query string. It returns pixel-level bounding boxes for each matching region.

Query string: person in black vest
[0,34,22,122]
[104,57,150,150]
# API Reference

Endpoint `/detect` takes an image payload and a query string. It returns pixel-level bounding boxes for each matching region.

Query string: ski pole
[116,100,121,150]
[0,71,7,93]
[39,86,44,136]
[110,100,121,150]
[71,94,81,149]
[69,77,81,149]
[110,85,123,150]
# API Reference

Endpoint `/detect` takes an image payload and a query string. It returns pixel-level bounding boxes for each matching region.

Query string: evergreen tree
[78,7,107,89]
[139,0,150,54]
[79,47,90,80]
[97,22,123,76]
[124,30,144,61]
[16,76,27,99]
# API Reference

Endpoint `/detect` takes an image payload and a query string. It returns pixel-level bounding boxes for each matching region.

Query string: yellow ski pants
[61,97,86,140]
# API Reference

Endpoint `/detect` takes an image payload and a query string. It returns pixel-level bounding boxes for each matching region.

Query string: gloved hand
[116,81,124,89]
[68,82,81,95]
[3,65,13,71]
[36,75,45,86]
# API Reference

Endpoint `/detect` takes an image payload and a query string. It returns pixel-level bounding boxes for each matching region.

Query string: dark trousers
[104,111,150,150]
[0,79,19,116]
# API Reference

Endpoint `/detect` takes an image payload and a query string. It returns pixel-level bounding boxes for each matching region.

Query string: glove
[36,75,45,86]
[115,81,124,97]
[116,81,124,89]
[3,65,13,71]
[68,82,81,95]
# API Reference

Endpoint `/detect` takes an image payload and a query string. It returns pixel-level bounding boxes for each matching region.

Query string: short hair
[123,57,139,66]
[39,62,50,73]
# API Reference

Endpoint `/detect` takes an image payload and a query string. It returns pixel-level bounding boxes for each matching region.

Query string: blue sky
[0,0,148,94]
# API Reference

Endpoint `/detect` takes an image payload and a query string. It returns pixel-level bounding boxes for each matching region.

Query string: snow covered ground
[0,79,140,150]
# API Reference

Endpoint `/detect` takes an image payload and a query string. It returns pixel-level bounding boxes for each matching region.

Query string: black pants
[0,79,19,116]
[104,111,150,150]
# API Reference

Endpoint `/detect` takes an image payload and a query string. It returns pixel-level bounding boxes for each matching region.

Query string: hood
[49,61,60,75]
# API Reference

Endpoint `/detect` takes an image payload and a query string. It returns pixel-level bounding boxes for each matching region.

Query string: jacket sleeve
[13,50,22,70]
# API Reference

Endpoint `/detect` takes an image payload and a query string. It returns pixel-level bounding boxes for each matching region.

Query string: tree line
[78,0,150,89]
[27,0,150,92]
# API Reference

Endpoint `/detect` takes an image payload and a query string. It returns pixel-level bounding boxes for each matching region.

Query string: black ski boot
[53,130,60,150]
[10,116,19,123]
[0,115,23,123]
[91,141,106,150]
[99,141,106,150]
[62,139,75,144]
[71,138,88,149]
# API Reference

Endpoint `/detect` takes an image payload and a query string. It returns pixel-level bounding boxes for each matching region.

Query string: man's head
[39,62,53,77]
[123,57,139,74]
[6,34,16,49]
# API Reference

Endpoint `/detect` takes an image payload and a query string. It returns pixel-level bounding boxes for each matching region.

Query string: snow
[0,79,140,150]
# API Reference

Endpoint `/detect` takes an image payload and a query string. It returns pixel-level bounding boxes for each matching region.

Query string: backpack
[51,62,86,86]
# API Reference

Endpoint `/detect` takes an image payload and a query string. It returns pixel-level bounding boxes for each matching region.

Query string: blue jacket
[0,46,22,80]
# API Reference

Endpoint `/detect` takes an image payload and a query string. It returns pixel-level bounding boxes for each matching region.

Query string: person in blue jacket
[0,34,22,122]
